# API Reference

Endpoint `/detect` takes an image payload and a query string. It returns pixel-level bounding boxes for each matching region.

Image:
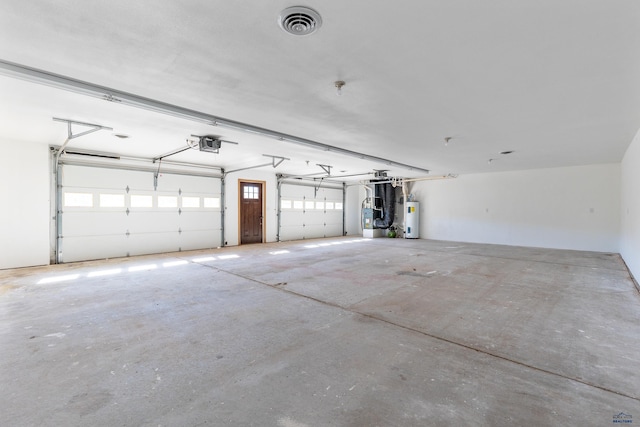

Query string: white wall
[224,170,278,246]
[0,140,50,269]
[411,164,621,252]
[620,130,640,280]
[344,184,364,236]
[0,138,631,267]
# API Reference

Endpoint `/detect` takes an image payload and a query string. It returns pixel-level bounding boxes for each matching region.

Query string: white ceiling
[1,1,639,180]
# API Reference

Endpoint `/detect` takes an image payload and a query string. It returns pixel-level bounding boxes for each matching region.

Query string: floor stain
[0,284,22,295]
[278,417,311,427]
[396,271,436,278]
[66,390,113,416]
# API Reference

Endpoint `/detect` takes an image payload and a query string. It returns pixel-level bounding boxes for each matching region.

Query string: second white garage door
[60,165,222,262]
[279,183,343,241]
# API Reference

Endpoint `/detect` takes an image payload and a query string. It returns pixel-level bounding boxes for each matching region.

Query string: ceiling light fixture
[499,150,514,155]
[444,136,452,146]
[278,6,322,36]
[114,133,129,139]
[334,80,345,96]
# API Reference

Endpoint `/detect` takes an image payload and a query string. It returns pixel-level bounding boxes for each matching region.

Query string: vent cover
[278,6,322,36]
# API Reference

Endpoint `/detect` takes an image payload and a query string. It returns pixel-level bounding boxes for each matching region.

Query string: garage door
[279,183,343,241]
[60,165,222,262]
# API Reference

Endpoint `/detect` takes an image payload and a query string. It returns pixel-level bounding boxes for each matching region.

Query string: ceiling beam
[0,59,431,175]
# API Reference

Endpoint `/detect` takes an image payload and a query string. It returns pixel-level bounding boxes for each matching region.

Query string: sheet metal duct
[373,182,395,229]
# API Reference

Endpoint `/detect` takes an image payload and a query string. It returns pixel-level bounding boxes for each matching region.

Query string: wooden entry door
[240,181,263,244]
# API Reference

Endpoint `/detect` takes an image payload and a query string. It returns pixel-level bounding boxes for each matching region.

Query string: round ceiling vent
[278,6,322,36]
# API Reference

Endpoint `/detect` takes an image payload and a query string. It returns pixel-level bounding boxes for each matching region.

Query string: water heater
[405,201,419,238]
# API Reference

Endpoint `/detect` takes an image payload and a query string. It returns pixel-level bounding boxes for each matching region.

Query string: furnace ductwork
[373,182,395,229]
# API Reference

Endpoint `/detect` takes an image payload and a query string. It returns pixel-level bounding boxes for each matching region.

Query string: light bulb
[334,80,345,96]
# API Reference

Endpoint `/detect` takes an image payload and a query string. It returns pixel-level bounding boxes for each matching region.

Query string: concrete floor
[1,237,639,426]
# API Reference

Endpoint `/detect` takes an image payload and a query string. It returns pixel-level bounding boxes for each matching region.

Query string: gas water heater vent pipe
[402,181,408,236]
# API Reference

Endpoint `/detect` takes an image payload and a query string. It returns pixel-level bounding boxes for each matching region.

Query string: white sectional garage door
[279,183,343,241]
[60,165,222,262]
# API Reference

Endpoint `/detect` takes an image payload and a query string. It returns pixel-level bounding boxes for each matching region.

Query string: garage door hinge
[126,208,130,216]
[178,188,182,195]
[125,185,130,193]
[125,230,130,237]
[179,208,182,215]
[178,228,182,234]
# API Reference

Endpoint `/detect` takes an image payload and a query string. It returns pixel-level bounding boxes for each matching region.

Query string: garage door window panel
[130,195,153,208]
[158,196,178,208]
[99,194,125,208]
[181,196,201,208]
[204,197,221,209]
[64,192,94,208]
